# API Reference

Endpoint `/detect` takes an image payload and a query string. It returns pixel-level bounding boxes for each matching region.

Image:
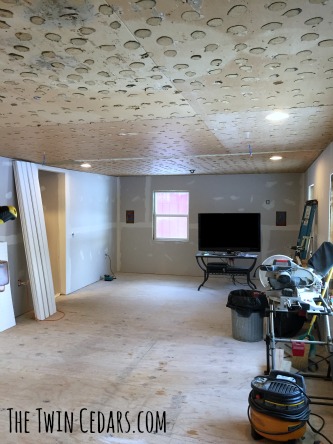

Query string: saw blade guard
[259,255,319,291]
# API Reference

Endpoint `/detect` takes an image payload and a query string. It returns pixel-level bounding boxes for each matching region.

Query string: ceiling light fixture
[270,155,282,161]
[265,111,289,121]
[80,162,91,168]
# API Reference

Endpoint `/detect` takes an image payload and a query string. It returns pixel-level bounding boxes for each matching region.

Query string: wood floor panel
[0,273,332,443]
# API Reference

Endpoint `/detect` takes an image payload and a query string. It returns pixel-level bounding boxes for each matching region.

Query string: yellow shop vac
[248,370,310,442]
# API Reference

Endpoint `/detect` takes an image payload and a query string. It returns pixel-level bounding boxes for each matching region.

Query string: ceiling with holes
[0,0,332,176]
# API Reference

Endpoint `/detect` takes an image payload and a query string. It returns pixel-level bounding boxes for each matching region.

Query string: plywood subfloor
[0,273,332,443]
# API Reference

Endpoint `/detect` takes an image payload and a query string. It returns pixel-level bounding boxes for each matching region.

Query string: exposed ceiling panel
[0,0,332,176]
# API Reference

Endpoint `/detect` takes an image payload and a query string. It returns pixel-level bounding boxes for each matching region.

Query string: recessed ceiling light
[270,155,282,161]
[265,111,289,121]
[80,162,91,168]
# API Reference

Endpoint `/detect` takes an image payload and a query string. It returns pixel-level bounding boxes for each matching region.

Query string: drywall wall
[3,140,332,317]
[66,169,117,293]
[118,173,303,276]
[0,156,118,317]
[39,169,66,295]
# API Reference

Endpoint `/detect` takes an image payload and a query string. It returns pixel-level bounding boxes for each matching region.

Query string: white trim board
[13,161,56,320]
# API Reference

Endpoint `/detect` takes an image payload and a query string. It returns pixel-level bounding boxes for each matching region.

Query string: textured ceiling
[0,0,332,176]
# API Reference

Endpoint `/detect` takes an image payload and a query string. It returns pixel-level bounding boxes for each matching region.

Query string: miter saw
[259,254,330,315]
[260,245,333,374]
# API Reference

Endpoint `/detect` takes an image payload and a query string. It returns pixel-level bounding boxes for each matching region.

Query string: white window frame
[153,191,189,241]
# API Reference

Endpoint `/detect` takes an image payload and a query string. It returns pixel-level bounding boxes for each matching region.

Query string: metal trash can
[227,289,268,342]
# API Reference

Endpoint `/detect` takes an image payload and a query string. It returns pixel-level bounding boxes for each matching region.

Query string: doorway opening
[38,170,67,295]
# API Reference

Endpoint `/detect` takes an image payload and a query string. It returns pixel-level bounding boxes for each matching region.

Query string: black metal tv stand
[195,251,258,291]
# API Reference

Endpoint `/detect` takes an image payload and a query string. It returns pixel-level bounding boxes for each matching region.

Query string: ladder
[292,199,318,262]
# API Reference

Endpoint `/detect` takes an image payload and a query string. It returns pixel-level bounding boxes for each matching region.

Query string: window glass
[153,191,189,241]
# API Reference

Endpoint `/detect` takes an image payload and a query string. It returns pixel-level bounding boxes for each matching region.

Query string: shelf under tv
[195,251,258,290]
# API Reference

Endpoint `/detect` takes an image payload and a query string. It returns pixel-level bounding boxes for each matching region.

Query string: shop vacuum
[248,370,310,442]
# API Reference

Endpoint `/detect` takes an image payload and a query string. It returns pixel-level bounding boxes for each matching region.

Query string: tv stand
[196,251,258,290]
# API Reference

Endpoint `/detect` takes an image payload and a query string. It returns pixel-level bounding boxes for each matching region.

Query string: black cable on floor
[105,253,116,279]
[307,411,333,444]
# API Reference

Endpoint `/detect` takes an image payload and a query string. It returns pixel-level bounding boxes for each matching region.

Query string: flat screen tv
[198,212,261,253]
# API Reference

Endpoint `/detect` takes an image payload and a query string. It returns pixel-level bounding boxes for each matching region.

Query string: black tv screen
[198,213,261,253]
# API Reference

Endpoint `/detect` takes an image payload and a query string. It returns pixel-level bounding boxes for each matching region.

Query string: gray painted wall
[118,173,303,277]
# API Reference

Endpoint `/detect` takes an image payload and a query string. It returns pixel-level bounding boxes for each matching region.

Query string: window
[153,191,189,241]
